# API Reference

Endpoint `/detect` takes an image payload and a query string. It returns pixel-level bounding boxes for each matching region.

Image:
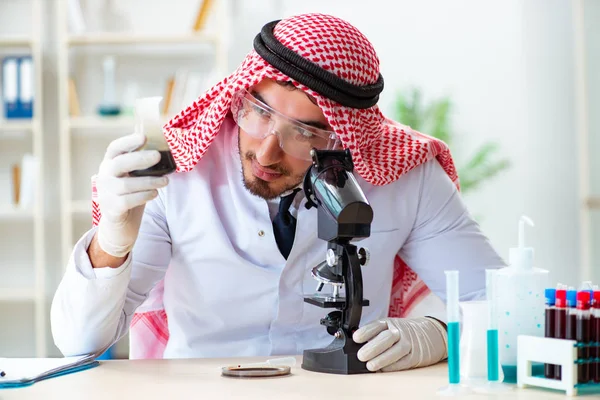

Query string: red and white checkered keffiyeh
[91,13,459,358]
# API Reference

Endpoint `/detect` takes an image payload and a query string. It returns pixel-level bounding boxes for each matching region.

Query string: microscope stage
[304,295,370,308]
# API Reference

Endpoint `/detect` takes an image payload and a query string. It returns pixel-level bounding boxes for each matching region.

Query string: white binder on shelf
[18,153,37,210]
[18,56,34,119]
[2,57,19,119]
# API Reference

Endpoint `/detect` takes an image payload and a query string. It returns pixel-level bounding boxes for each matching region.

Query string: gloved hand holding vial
[129,96,177,177]
[93,96,174,259]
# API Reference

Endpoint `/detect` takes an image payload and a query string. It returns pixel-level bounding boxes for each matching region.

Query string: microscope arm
[340,243,364,334]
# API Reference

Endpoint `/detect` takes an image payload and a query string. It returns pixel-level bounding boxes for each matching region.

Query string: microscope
[300,148,374,375]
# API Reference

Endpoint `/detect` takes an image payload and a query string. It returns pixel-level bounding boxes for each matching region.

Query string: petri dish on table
[221,365,291,378]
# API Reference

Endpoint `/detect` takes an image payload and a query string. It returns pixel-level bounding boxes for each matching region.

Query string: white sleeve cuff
[72,226,132,280]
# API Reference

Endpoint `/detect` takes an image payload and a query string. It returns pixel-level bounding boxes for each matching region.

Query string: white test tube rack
[517,335,600,396]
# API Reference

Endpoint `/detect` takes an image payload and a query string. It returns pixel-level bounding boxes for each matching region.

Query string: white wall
[585,0,600,284]
[252,0,581,286]
[0,0,596,357]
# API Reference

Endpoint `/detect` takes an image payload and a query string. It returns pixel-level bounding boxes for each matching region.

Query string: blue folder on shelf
[0,353,100,389]
[1,55,34,119]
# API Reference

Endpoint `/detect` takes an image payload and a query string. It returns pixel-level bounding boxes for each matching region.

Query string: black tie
[272,188,301,259]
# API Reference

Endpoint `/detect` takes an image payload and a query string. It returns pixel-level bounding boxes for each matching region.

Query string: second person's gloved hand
[95,133,170,258]
[352,317,448,372]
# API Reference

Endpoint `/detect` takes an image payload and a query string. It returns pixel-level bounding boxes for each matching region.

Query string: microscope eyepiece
[303,149,373,242]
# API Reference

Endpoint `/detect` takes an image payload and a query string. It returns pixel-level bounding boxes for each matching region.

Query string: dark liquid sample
[544,307,556,379]
[130,150,176,177]
[566,312,577,340]
[591,313,597,383]
[595,314,600,383]
[577,316,590,383]
[555,308,567,380]
[576,291,591,384]
[565,311,577,382]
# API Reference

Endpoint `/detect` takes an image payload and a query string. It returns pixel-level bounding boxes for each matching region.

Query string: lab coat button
[258,230,265,237]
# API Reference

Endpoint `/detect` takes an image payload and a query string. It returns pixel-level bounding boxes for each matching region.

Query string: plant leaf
[427,97,452,145]
[393,86,511,195]
[396,88,424,130]
[458,159,510,193]
[462,142,500,171]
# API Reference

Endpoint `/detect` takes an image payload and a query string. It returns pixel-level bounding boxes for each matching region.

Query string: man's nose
[256,131,284,165]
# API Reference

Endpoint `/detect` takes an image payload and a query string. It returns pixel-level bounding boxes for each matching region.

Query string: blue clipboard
[0,361,100,389]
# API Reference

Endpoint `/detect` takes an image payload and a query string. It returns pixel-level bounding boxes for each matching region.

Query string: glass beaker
[129,96,177,177]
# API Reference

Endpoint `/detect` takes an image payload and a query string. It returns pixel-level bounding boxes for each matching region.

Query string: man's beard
[238,133,304,200]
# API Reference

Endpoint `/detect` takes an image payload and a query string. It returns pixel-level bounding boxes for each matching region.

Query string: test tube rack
[517,335,600,396]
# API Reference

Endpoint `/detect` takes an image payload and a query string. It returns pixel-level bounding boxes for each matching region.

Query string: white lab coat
[51,116,506,358]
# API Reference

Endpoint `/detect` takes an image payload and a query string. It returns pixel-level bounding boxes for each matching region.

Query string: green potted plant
[394,87,510,194]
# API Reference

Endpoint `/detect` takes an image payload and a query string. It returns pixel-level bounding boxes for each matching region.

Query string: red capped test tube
[593,290,600,383]
[555,285,567,380]
[576,291,591,384]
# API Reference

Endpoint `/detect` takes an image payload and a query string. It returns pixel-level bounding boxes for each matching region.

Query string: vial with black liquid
[129,96,177,177]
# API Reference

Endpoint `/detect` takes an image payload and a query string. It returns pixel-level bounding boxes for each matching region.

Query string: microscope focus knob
[358,247,370,266]
[320,311,342,336]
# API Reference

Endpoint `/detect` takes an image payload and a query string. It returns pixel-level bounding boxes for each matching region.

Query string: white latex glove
[353,317,448,372]
[95,133,169,257]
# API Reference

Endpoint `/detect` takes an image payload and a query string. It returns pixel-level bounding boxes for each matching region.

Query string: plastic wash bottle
[495,215,549,382]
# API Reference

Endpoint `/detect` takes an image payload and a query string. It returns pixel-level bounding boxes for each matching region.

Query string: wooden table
[0,356,588,399]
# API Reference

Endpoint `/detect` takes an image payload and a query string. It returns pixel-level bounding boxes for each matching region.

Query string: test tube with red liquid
[555,285,567,380]
[592,290,600,383]
[544,288,557,379]
[576,291,591,384]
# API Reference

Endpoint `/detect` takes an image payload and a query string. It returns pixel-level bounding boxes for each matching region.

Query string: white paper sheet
[0,354,94,383]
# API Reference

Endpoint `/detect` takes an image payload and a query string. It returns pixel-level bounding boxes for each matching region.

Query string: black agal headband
[253,20,384,109]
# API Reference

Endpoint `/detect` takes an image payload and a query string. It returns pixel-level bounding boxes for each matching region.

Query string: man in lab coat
[51,13,505,372]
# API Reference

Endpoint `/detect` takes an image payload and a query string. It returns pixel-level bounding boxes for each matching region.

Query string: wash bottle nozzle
[509,215,535,270]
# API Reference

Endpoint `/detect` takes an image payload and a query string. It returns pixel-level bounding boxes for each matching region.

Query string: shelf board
[0,205,34,220]
[71,200,91,214]
[67,32,218,46]
[0,36,33,47]
[0,119,35,132]
[68,115,171,133]
[0,287,36,302]
[68,115,135,131]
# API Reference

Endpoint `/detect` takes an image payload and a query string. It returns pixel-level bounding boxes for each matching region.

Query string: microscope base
[301,335,370,375]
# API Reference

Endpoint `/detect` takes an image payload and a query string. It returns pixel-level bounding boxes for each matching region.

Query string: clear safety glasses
[231,90,340,161]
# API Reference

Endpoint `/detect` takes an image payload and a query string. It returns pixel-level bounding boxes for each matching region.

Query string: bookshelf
[56,0,230,305]
[0,0,46,357]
